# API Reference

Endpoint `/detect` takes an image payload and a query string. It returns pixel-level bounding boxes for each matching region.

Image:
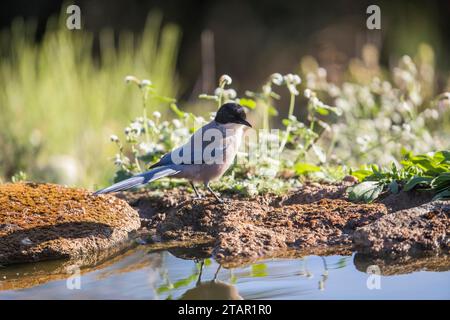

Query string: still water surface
[0,246,449,299]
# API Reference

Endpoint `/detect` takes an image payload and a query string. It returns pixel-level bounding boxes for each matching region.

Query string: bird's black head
[214,103,252,127]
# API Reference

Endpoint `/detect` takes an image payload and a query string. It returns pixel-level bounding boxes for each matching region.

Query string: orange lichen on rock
[0,182,140,265]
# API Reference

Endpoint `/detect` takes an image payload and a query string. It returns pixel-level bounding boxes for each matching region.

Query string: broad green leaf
[295,162,321,175]
[347,181,384,203]
[404,176,433,191]
[432,189,450,201]
[431,173,450,192]
[388,180,399,194]
[435,150,450,164]
[350,169,373,182]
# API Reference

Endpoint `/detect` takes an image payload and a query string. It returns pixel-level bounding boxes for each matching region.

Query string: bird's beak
[237,118,252,128]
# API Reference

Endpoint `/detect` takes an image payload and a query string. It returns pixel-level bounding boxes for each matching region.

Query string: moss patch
[0,182,140,265]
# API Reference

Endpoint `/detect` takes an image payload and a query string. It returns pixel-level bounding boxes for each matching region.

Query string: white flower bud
[152,111,161,119]
[219,74,232,86]
[317,68,327,78]
[110,135,119,143]
[225,89,237,99]
[304,88,312,99]
[172,119,182,128]
[292,74,301,85]
[284,73,295,83]
[124,75,138,83]
[270,73,283,86]
[140,79,152,87]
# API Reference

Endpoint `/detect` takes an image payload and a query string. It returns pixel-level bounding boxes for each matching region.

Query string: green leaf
[347,181,384,203]
[350,169,373,182]
[268,105,279,116]
[432,188,450,201]
[170,103,185,118]
[295,162,321,175]
[173,274,197,289]
[156,284,173,294]
[404,176,433,191]
[238,98,256,109]
[113,169,133,183]
[431,173,450,192]
[198,94,219,101]
[315,106,329,115]
[153,94,176,103]
[388,180,399,194]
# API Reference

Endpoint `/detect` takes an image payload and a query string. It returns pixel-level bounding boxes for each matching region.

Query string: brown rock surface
[142,189,387,264]
[353,201,449,257]
[0,183,140,265]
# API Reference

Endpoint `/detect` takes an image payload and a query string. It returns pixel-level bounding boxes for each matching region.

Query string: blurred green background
[1,0,449,188]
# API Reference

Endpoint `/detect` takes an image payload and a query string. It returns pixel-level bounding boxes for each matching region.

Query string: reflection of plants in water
[156,255,351,298]
[251,263,268,277]
[156,258,210,299]
[156,258,245,300]
[299,256,350,291]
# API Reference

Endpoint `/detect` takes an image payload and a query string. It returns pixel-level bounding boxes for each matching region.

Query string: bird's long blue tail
[93,165,180,195]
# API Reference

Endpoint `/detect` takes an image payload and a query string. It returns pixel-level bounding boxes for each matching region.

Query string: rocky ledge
[353,201,449,257]
[0,181,448,267]
[121,183,448,265]
[0,182,140,265]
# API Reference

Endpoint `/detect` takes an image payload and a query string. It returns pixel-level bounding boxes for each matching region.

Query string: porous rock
[0,182,140,265]
[353,201,449,257]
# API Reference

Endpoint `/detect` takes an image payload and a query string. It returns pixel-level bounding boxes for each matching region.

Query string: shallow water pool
[0,246,449,299]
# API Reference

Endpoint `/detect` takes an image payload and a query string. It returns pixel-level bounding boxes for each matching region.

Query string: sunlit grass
[0,11,180,187]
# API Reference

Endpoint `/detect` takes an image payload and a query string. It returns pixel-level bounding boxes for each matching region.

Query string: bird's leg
[205,183,223,203]
[190,181,202,199]
[213,265,222,282]
[196,260,205,286]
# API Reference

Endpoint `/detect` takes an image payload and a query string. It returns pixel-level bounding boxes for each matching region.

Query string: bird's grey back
[151,121,232,168]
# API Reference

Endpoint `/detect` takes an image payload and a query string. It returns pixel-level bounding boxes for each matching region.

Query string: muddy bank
[1,181,447,267]
[120,182,389,265]
[120,181,449,265]
[0,183,140,265]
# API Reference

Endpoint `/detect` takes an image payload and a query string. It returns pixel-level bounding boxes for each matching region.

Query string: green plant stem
[131,145,143,172]
[142,88,151,144]
[263,100,270,131]
[218,84,225,107]
[279,93,296,153]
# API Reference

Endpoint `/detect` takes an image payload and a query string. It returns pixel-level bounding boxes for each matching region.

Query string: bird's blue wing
[150,122,221,167]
